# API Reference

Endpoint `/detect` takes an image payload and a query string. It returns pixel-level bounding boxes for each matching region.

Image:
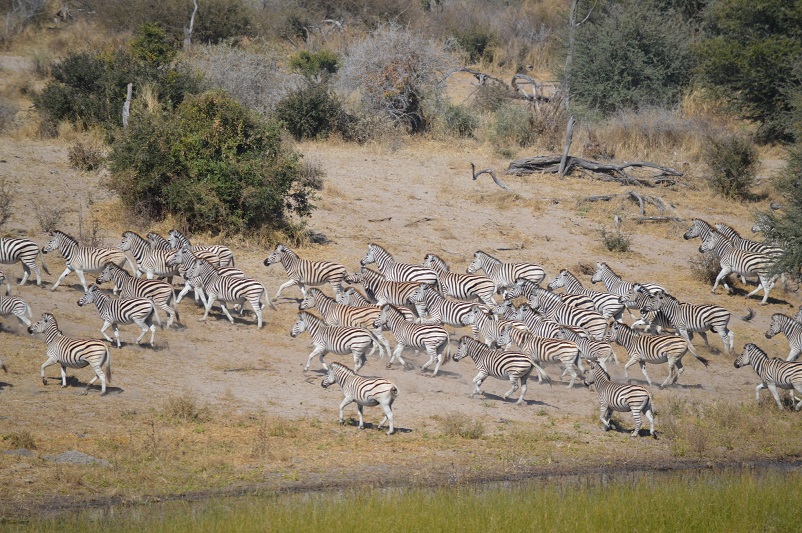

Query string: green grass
[13,468,802,532]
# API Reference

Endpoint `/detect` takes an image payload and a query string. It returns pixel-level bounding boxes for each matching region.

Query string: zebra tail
[39,250,50,275]
[741,308,755,321]
[366,330,382,358]
[1,361,6,373]
[25,302,32,318]
[693,353,710,367]
[149,298,164,328]
[105,347,112,383]
[533,361,552,387]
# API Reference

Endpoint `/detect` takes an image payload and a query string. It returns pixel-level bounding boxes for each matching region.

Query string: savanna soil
[0,132,799,519]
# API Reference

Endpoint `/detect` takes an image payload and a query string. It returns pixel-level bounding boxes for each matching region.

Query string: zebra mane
[425,253,448,271]
[52,229,78,244]
[330,361,354,374]
[123,230,146,240]
[475,250,498,261]
[715,223,740,238]
[591,362,611,381]
[277,244,297,256]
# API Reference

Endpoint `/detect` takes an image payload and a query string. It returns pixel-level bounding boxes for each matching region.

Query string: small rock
[43,450,110,466]
[4,449,35,457]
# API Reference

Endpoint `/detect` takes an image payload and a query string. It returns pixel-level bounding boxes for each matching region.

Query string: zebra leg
[379,403,395,434]
[352,348,366,373]
[337,397,353,425]
[788,347,802,362]
[767,383,784,409]
[755,382,766,403]
[471,372,488,398]
[175,282,193,304]
[624,356,639,383]
[305,347,328,372]
[600,405,612,430]
[199,293,217,322]
[60,364,68,387]
[516,376,528,405]
[672,360,684,386]
[218,302,236,324]
[792,384,802,411]
[41,357,58,385]
[420,346,437,374]
[272,280,298,302]
[84,367,102,395]
[502,376,519,401]
[388,344,407,369]
[113,324,122,349]
[645,407,656,437]
[631,407,643,437]
[50,267,73,291]
[19,264,31,287]
[75,269,89,292]
[638,362,653,388]
[565,364,579,388]
[250,298,264,328]
[99,320,115,345]
[16,312,31,328]
[430,342,447,377]
[712,267,733,294]
[679,328,702,358]
[356,404,365,429]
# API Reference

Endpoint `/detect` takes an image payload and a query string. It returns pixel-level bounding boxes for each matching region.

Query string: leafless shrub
[29,48,51,78]
[0,0,48,43]
[190,43,303,116]
[161,393,209,423]
[0,177,14,229]
[298,158,325,191]
[436,413,485,439]
[68,142,104,171]
[0,99,18,133]
[689,252,722,285]
[30,198,71,233]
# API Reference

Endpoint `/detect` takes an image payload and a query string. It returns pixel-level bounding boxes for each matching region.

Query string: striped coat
[361,243,438,285]
[735,343,802,410]
[583,363,656,437]
[422,253,496,305]
[373,304,449,376]
[264,244,347,301]
[0,237,49,289]
[77,285,162,348]
[95,262,179,328]
[466,250,545,292]
[508,327,581,387]
[43,230,135,292]
[765,313,802,362]
[186,258,266,328]
[321,362,398,434]
[291,311,378,373]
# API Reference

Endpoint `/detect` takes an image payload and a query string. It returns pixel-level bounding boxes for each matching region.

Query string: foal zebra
[453,336,540,405]
[167,229,235,267]
[735,343,802,410]
[28,313,112,395]
[264,244,347,301]
[0,237,49,289]
[699,230,778,305]
[608,322,706,389]
[96,262,179,328]
[43,230,135,292]
[321,362,398,434]
[291,311,378,372]
[361,243,438,285]
[466,250,545,292]
[765,313,802,362]
[548,269,626,321]
[373,304,450,376]
[78,285,162,348]
[583,363,656,437]
[186,258,266,328]
[641,289,733,356]
[0,290,33,328]
[422,253,496,305]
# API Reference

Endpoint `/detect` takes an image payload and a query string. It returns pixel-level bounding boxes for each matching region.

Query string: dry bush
[436,413,485,439]
[0,99,17,133]
[689,252,721,285]
[161,393,209,423]
[30,198,71,233]
[600,226,632,253]
[29,48,51,78]
[298,158,325,191]
[0,0,49,43]
[0,177,14,229]
[68,142,104,171]
[3,430,36,450]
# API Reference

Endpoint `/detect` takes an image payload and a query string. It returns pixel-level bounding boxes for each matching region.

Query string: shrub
[108,91,315,234]
[600,226,632,253]
[68,142,104,171]
[288,50,340,80]
[453,26,497,64]
[704,133,758,199]
[275,82,343,140]
[0,177,14,229]
[0,100,17,133]
[493,103,537,147]
[689,252,722,285]
[437,413,485,439]
[131,22,179,67]
[443,102,478,138]
[161,393,208,423]
[30,198,71,233]
[3,430,36,450]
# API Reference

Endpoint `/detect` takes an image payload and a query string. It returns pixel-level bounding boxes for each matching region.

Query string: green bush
[493,103,537,147]
[275,82,343,140]
[443,102,478,138]
[108,91,315,234]
[131,23,179,67]
[288,50,340,80]
[600,227,632,253]
[704,133,758,199]
[453,26,497,64]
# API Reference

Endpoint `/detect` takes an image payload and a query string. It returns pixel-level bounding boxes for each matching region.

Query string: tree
[756,148,802,276]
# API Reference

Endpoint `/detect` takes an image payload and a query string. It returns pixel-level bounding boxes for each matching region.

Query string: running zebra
[508,327,581,387]
[345,267,421,312]
[337,286,417,322]
[167,229,235,267]
[699,230,778,305]
[453,336,541,405]
[96,262,179,328]
[422,253,496,305]
[373,304,449,376]
[78,285,162,348]
[321,362,398,434]
[119,231,180,282]
[765,313,802,362]
[43,230,135,292]
[167,246,246,307]
[525,285,609,340]
[264,244,347,302]
[493,301,563,339]
[556,326,617,372]
[291,311,378,372]
[28,312,111,395]
[299,287,391,358]
[641,289,733,356]
[735,343,802,410]
[0,291,33,328]
[360,243,438,285]
[715,223,784,257]
[608,322,707,389]
[409,283,476,328]
[548,269,626,321]
[147,232,172,250]
[503,278,596,312]
[465,304,515,348]
[590,261,665,311]
[466,250,546,292]
[583,363,656,437]
[0,237,49,290]
[617,285,674,333]
[682,218,717,244]
[185,258,266,328]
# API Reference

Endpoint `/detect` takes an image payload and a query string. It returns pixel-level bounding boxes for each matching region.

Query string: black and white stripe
[641,289,733,356]
[422,253,496,305]
[0,289,32,327]
[682,218,717,243]
[555,326,617,373]
[119,231,179,282]
[28,312,111,395]
[345,267,420,312]
[765,313,802,362]
[96,262,179,328]
[186,258,266,327]
[453,336,540,405]
[410,284,477,328]
[43,230,135,292]
[373,304,449,376]
[0,237,49,289]
[715,223,784,257]
[525,286,609,340]
[590,261,666,301]
[360,243,438,285]
[583,363,655,437]
[735,343,802,410]
[699,230,778,305]
[321,361,398,434]
[508,327,581,387]
[548,269,626,321]
[465,304,516,348]
[608,321,707,389]
[466,250,545,292]
[167,246,245,306]
[77,285,162,348]
[264,244,347,301]
[291,311,378,372]
[494,301,563,339]
[502,278,596,312]
[167,229,235,267]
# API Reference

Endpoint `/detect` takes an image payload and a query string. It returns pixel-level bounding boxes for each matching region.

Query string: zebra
[185,257,266,328]
[0,290,33,328]
[167,245,247,307]
[641,289,733,356]
[715,223,784,257]
[373,304,450,376]
[337,285,417,322]
[409,283,476,328]
[548,269,626,321]
[361,243,438,285]
[525,285,609,340]
[502,278,596,312]
[0,237,50,290]
[42,230,135,292]
[321,361,398,434]
[698,229,778,305]
[453,335,541,405]
[96,262,179,328]
[466,250,545,292]
[422,253,496,305]
[167,229,235,267]
[147,232,172,250]
[494,301,563,339]
[555,326,617,373]
[264,244,347,302]
[299,287,392,358]
[735,343,802,410]
[608,321,707,389]
[682,218,717,243]
[78,285,162,348]
[119,231,180,282]
[291,311,378,372]
[28,312,112,395]
[464,304,516,348]
[508,327,581,387]
[590,261,666,317]
[583,363,656,437]
[345,267,421,313]
[617,285,674,333]
[765,313,802,362]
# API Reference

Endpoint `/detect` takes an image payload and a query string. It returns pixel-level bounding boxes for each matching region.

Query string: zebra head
[290,312,310,337]
[95,262,116,285]
[582,362,609,387]
[147,232,170,250]
[765,314,784,339]
[496,324,512,348]
[77,285,101,307]
[373,305,392,329]
[466,251,483,274]
[263,244,287,267]
[422,253,447,273]
[42,231,65,254]
[28,312,56,335]
[491,300,513,319]
[547,270,568,291]
[119,231,135,251]
[734,343,760,368]
[453,336,472,362]
[698,231,721,254]
[336,287,356,306]
[360,244,378,267]
[321,363,341,388]
[167,229,187,250]
[298,288,321,310]
[590,262,607,284]
[165,245,187,268]
[408,283,428,305]
[640,290,664,314]
[683,218,707,240]
[344,268,364,285]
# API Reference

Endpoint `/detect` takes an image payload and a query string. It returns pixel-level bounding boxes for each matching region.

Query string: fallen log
[506,154,683,186]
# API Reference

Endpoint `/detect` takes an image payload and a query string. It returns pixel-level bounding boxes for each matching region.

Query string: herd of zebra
[2,218,802,438]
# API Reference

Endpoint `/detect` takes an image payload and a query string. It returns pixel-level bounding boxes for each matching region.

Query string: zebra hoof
[81,389,89,396]
[42,378,47,386]
[386,364,393,369]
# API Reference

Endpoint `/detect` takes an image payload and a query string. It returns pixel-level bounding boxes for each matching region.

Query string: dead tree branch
[472,163,511,191]
[506,154,683,186]
[580,190,675,216]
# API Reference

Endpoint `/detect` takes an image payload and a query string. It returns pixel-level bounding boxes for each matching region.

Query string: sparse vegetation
[436,413,485,439]
[704,132,759,199]
[0,176,14,229]
[68,142,104,171]
[30,198,71,233]
[3,430,36,450]
[161,393,209,423]
[600,226,632,253]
